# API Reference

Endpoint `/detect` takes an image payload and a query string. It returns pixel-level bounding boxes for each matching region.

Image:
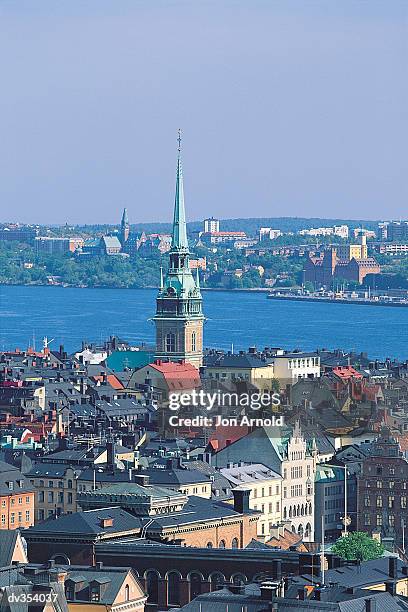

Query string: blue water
[0,285,407,360]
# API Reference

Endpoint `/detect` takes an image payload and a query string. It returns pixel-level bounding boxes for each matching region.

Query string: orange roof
[332,366,363,380]
[209,424,249,450]
[92,375,124,390]
[148,361,201,390]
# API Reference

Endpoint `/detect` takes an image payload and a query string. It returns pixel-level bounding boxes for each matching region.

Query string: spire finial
[177,129,182,157]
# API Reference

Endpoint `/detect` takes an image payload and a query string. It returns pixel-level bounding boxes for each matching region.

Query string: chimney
[389,556,398,578]
[260,581,278,600]
[365,598,376,612]
[298,587,308,600]
[232,488,250,514]
[273,559,282,580]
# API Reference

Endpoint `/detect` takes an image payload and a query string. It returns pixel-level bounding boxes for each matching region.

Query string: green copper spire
[172,130,189,251]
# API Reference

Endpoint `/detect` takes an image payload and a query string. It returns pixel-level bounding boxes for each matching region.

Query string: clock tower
[153,132,204,368]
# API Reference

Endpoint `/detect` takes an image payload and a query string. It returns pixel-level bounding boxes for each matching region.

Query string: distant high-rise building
[153,133,204,368]
[203,217,219,233]
[387,221,408,242]
[120,208,130,244]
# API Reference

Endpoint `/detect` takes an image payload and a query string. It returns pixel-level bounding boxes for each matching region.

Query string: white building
[220,463,282,540]
[259,228,282,241]
[273,352,321,385]
[203,217,220,233]
[281,423,317,540]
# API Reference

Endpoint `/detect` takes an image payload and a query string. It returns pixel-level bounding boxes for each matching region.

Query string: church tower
[120,207,130,244]
[153,132,204,368]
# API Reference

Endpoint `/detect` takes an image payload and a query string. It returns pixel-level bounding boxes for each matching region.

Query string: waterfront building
[153,134,204,368]
[34,236,84,254]
[100,235,122,255]
[303,233,381,286]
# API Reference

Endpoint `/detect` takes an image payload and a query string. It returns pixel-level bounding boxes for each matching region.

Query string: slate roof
[204,353,271,369]
[184,460,233,500]
[27,462,81,478]
[0,531,19,567]
[24,507,142,537]
[143,495,256,531]
[0,460,35,495]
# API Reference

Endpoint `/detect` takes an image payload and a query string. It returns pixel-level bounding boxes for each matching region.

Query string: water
[0,285,407,360]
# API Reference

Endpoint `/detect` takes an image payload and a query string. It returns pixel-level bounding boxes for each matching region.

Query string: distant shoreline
[0,282,271,293]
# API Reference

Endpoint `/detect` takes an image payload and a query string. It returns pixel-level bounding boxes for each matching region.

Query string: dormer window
[90,585,100,602]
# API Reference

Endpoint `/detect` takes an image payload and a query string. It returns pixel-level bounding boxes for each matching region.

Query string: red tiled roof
[332,366,363,380]
[92,375,124,390]
[148,361,201,390]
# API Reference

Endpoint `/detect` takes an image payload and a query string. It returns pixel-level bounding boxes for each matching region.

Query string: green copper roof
[172,156,189,251]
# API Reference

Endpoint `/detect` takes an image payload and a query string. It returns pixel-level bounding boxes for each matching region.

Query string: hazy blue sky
[1,0,407,224]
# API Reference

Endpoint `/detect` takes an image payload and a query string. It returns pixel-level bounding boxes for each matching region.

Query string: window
[191,331,196,352]
[18,497,22,505]
[67,480,73,489]
[39,491,44,503]
[1,515,5,526]
[25,496,30,504]
[90,585,100,602]
[389,496,395,509]
[10,513,15,525]
[58,481,64,488]
[25,510,30,522]
[125,584,130,602]
[48,491,54,503]
[49,481,54,488]
[167,572,180,606]
[165,333,176,353]
[218,540,226,549]
[376,496,382,508]
[58,492,64,503]
[68,492,73,504]
[206,541,213,548]
[364,514,371,526]
[377,514,383,526]
[402,497,407,508]
[189,573,202,600]
[18,512,22,523]
[210,573,224,592]
[145,571,159,604]
[231,538,239,549]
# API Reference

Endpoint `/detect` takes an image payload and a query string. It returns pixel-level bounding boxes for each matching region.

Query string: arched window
[189,573,202,600]
[231,537,239,549]
[206,541,213,548]
[283,507,287,519]
[289,507,292,518]
[298,524,304,537]
[167,572,180,606]
[67,480,73,489]
[191,331,196,352]
[305,522,312,537]
[125,585,130,602]
[165,332,176,352]
[145,571,159,604]
[218,539,226,548]
[210,573,225,592]
[232,574,247,586]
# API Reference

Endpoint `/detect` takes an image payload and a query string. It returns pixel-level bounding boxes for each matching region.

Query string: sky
[0,0,407,225]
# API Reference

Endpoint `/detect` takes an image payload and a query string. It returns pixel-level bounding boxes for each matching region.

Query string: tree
[331,532,384,561]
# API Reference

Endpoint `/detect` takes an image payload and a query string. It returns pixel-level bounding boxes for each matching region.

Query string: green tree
[331,532,384,561]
